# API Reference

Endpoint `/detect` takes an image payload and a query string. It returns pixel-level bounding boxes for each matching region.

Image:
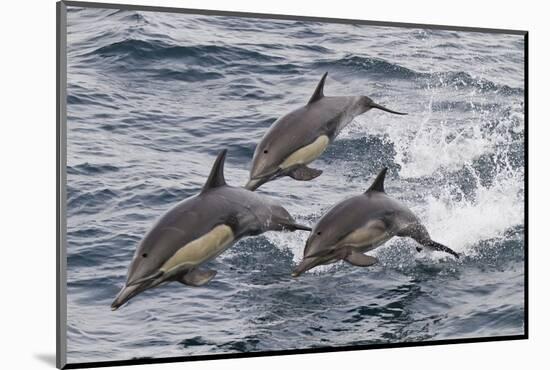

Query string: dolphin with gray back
[245,72,407,190]
[111,150,311,310]
[292,168,459,277]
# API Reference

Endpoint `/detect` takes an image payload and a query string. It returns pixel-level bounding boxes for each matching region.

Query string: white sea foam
[305,84,524,262]
[420,166,524,257]
[263,229,309,264]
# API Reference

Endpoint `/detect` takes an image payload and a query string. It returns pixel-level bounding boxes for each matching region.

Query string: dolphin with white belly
[245,72,406,190]
[111,150,311,310]
[292,168,459,277]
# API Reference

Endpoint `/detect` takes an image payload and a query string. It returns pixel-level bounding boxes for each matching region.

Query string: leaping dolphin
[292,168,459,277]
[245,72,406,190]
[111,150,311,310]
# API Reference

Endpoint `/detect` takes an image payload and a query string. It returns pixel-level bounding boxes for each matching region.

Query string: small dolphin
[112,150,311,310]
[292,168,459,277]
[245,72,406,190]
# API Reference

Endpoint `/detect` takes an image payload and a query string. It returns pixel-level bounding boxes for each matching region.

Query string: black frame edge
[63,335,527,369]
[523,32,529,339]
[61,0,527,35]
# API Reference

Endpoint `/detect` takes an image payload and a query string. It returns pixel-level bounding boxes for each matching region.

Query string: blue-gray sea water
[65,6,525,364]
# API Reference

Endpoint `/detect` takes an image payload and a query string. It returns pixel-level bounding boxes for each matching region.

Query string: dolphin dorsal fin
[365,167,388,193]
[307,72,328,105]
[202,150,227,193]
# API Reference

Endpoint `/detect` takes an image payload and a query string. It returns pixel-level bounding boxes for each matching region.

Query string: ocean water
[65,6,525,364]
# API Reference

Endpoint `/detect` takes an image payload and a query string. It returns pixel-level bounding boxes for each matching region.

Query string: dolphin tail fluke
[278,220,312,232]
[178,268,217,287]
[399,223,459,259]
[291,223,312,231]
[423,240,460,259]
[369,102,407,115]
[288,165,323,181]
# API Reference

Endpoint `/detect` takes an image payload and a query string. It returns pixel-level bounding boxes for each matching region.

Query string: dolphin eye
[317,231,322,235]
[142,253,148,258]
[263,150,268,154]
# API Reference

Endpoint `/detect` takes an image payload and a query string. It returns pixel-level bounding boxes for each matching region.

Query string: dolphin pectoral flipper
[344,251,378,267]
[178,268,217,287]
[287,165,323,181]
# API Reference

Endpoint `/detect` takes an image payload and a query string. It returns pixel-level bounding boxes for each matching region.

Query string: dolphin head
[111,235,168,311]
[126,241,164,286]
[245,141,285,190]
[111,227,191,311]
[359,96,407,115]
[292,221,346,277]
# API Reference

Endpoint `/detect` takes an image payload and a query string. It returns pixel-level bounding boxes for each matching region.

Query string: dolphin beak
[111,272,163,311]
[111,284,140,311]
[244,177,264,191]
[245,167,286,191]
[291,257,318,277]
[126,270,163,287]
[369,102,407,115]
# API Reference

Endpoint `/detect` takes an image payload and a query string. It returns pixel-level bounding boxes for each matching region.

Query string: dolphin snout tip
[111,284,135,311]
[292,258,315,277]
[111,296,124,311]
[110,297,123,311]
[244,178,262,191]
[291,265,306,277]
[244,180,254,190]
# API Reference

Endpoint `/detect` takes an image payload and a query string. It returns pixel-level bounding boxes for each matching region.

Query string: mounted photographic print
[56,1,528,368]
